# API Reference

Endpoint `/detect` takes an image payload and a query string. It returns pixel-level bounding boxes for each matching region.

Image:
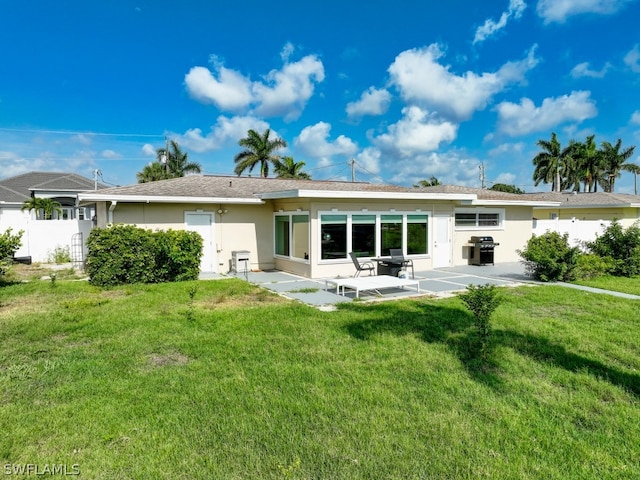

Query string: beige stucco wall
[451,206,533,266]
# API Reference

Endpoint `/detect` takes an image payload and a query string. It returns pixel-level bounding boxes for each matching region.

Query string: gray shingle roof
[523,191,640,207]
[0,171,106,203]
[416,184,528,201]
[85,175,415,200]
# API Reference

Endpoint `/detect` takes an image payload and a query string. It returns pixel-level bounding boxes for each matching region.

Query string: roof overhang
[258,189,478,201]
[465,199,562,207]
[550,203,640,209]
[77,193,264,205]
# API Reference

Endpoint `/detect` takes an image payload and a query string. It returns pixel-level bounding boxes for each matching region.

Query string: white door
[185,212,216,272]
[433,214,451,268]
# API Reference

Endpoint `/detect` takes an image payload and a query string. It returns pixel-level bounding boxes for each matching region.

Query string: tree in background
[600,139,635,192]
[234,129,287,178]
[136,141,201,183]
[273,156,311,179]
[622,163,640,195]
[489,183,525,194]
[533,132,571,192]
[413,176,441,188]
[21,197,62,220]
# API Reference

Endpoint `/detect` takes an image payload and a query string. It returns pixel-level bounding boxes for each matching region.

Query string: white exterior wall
[0,206,92,263]
[533,218,612,249]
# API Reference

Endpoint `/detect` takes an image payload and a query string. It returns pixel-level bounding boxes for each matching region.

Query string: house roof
[78,175,559,207]
[523,191,640,208]
[0,171,106,204]
[415,184,560,206]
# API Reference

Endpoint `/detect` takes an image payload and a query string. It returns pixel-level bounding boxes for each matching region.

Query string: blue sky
[2,0,640,192]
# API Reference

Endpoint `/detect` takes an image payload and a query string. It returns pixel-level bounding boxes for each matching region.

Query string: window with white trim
[275,213,309,261]
[454,208,504,229]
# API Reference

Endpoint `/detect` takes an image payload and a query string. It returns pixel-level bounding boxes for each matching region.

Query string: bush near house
[0,227,24,276]
[86,225,202,286]
[585,220,640,277]
[517,231,581,282]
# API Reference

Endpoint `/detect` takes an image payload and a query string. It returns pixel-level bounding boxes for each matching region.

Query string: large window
[320,211,429,260]
[454,209,503,229]
[275,213,309,261]
[321,214,347,259]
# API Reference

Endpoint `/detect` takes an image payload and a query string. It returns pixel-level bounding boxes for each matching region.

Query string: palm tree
[234,129,287,177]
[137,162,170,183]
[273,156,311,179]
[572,135,603,192]
[413,176,441,188]
[622,163,640,195]
[600,139,635,192]
[21,197,62,220]
[533,132,571,192]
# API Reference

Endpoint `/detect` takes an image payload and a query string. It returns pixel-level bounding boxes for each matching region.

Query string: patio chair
[349,252,375,277]
[389,249,414,279]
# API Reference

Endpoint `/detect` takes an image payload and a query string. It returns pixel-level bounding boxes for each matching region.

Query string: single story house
[78,175,559,279]
[0,171,105,263]
[524,191,640,246]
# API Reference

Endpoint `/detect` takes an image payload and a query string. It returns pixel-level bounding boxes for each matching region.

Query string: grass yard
[1,271,639,479]
[572,275,640,296]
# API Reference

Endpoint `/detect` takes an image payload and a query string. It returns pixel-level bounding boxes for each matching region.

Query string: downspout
[108,201,117,225]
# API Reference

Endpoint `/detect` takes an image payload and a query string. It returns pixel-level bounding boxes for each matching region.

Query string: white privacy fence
[532,218,611,250]
[12,220,93,264]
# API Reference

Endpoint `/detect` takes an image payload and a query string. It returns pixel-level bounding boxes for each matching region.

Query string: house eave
[468,200,562,207]
[258,189,478,201]
[77,193,264,205]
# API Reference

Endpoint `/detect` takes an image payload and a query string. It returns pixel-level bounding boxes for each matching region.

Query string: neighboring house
[525,191,640,247]
[0,172,106,263]
[79,176,558,279]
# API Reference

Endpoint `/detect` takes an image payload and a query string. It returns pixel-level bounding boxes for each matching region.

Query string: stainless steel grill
[469,236,499,265]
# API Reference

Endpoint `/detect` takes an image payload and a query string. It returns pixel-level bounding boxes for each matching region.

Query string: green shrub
[517,231,581,282]
[86,225,203,286]
[0,227,24,276]
[47,245,72,264]
[458,284,502,360]
[585,220,640,277]
[574,253,613,279]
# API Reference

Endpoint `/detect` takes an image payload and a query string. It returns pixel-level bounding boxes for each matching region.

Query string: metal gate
[71,232,84,269]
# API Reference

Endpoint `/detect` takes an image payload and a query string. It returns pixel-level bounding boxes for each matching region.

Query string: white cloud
[630,110,640,125]
[570,61,611,78]
[294,122,358,159]
[474,0,527,44]
[252,55,325,121]
[173,115,271,153]
[355,147,382,175]
[101,149,121,159]
[496,90,597,136]
[280,42,295,62]
[537,0,633,23]
[346,87,392,118]
[373,106,458,157]
[624,44,640,73]
[71,134,93,145]
[387,150,482,187]
[142,144,156,156]
[488,142,526,156]
[184,65,253,111]
[388,43,539,120]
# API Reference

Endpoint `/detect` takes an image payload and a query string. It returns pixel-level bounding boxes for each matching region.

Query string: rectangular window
[407,215,428,255]
[381,214,402,256]
[321,214,347,259]
[454,209,503,229]
[275,213,309,261]
[275,216,290,256]
[351,215,376,257]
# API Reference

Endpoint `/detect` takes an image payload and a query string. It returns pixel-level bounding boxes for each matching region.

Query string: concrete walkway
[201,262,640,308]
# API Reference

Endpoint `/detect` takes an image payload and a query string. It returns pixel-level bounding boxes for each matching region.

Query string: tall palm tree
[413,176,441,188]
[136,141,201,183]
[136,162,170,183]
[572,135,603,192]
[21,197,62,220]
[622,163,640,195]
[234,129,287,177]
[273,156,311,179]
[533,132,570,192]
[600,139,635,192]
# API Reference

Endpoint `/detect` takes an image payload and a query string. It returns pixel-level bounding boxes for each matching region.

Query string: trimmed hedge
[86,225,203,286]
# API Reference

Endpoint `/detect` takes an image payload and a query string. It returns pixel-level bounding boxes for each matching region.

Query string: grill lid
[470,236,494,243]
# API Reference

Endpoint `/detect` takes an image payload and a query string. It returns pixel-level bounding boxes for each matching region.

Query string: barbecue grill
[469,236,500,265]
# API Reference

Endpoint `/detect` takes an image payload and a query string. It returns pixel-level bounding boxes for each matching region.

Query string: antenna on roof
[350,158,355,182]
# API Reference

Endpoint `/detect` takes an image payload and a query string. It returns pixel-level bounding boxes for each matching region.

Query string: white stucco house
[0,172,106,264]
[78,175,560,279]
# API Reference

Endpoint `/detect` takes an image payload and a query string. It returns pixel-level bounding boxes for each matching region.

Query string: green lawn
[1,276,639,479]
[572,275,640,296]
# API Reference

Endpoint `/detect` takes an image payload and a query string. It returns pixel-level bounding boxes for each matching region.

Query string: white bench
[325,275,420,298]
